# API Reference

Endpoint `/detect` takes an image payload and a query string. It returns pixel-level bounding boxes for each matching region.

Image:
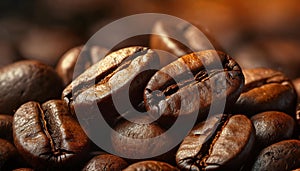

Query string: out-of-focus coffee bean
[233,68,297,116]
[251,139,300,171]
[56,45,109,86]
[0,60,64,115]
[18,26,81,66]
[0,114,13,142]
[12,169,34,171]
[82,154,128,171]
[293,78,300,102]
[0,138,17,169]
[251,111,295,149]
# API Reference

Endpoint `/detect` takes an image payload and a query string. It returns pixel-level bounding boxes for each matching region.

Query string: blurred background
[1,0,300,78]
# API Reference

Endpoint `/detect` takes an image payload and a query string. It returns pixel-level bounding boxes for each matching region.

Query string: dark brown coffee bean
[0,114,13,141]
[0,60,64,115]
[63,46,160,126]
[0,138,17,168]
[82,154,128,171]
[251,111,295,149]
[251,139,300,171]
[111,116,174,162]
[123,160,179,171]
[176,114,255,170]
[150,20,223,58]
[13,100,89,169]
[144,50,244,124]
[233,68,297,116]
[56,45,108,86]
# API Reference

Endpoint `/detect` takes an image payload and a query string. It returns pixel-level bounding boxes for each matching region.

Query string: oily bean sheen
[150,20,223,58]
[82,154,128,171]
[251,139,300,171]
[251,111,295,149]
[144,50,244,123]
[111,117,173,161]
[176,114,255,170]
[123,160,179,171]
[0,138,17,168]
[233,68,297,116]
[13,100,89,169]
[12,169,34,171]
[0,60,64,115]
[56,45,108,86]
[63,46,160,126]
[0,114,13,141]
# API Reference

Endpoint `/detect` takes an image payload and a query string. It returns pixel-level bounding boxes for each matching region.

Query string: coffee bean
[176,114,255,170]
[82,154,128,171]
[0,114,13,142]
[111,116,174,162]
[251,111,295,149]
[251,139,300,171]
[0,138,17,169]
[233,68,297,116]
[56,45,108,86]
[13,100,89,169]
[123,160,179,171]
[150,20,223,58]
[144,50,244,125]
[63,46,160,126]
[0,60,64,115]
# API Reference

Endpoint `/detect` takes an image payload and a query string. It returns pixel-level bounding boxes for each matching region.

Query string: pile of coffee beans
[1,1,300,170]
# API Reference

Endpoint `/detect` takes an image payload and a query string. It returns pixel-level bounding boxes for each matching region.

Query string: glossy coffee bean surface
[123,160,179,171]
[233,68,297,116]
[0,60,64,115]
[251,139,300,171]
[63,46,160,126]
[13,100,89,169]
[144,50,244,123]
[82,154,128,171]
[251,111,295,149]
[176,114,255,170]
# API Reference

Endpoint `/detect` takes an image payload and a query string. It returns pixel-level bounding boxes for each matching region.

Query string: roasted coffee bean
[144,50,244,124]
[13,100,89,169]
[251,111,295,149]
[63,46,160,126]
[233,68,297,116]
[0,138,17,168]
[251,139,300,171]
[123,160,179,171]
[0,114,13,141]
[82,154,128,171]
[56,45,109,86]
[111,116,174,162]
[150,20,223,58]
[176,114,255,170]
[0,60,64,115]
